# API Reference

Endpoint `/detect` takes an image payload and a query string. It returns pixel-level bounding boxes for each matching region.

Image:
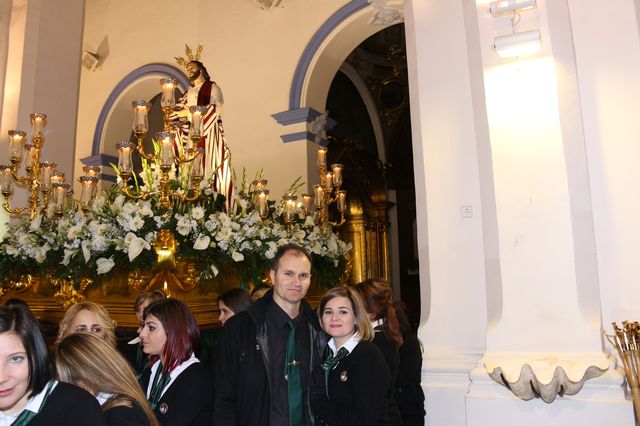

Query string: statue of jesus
[170,58,233,211]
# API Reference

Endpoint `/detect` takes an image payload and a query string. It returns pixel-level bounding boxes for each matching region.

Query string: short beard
[189,69,201,83]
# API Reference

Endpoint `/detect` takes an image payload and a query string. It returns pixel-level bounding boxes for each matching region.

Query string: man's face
[186,62,201,82]
[270,251,311,309]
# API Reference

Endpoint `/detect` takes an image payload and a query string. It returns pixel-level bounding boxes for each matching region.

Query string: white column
[466,0,633,424]
[405,1,490,425]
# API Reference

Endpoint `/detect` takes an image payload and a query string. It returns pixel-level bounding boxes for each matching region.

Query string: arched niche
[83,64,189,176]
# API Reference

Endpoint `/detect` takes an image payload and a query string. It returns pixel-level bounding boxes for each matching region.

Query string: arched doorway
[324,23,420,326]
[281,3,420,324]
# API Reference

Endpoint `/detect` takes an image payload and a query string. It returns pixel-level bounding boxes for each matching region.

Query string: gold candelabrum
[119,78,205,210]
[605,322,640,426]
[0,113,100,218]
[251,147,347,230]
[310,147,346,229]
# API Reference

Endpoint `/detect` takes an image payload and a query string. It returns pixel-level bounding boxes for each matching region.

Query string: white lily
[194,234,211,250]
[96,257,116,274]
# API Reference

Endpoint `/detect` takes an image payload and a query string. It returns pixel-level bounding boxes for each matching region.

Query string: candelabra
[253,147,346,230]
[120,79,205,210]
[0,114,100,218]
[310,147,346,228]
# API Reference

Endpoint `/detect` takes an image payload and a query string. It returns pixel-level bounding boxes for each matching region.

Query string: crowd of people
[0,244,425,425]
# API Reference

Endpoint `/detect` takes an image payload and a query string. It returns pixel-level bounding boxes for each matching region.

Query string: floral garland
[0,165,351,293]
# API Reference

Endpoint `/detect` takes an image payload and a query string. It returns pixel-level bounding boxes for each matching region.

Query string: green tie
[321,347,349,398]
[286,319,304,426]
[11,380,55,426]
[148,363,171,410]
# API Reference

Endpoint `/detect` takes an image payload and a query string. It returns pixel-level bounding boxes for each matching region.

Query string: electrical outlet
[461,205,473,218]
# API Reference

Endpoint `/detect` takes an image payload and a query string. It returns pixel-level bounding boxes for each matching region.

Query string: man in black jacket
[213,244,327,425]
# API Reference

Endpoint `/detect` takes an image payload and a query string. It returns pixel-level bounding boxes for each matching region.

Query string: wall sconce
[492,29,541,59]
[489,0,536,17]
[82,51,102,71]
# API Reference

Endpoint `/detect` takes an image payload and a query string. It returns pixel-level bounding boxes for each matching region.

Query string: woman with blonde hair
[55,332,158,426]
[310,286,391,425]
[56,301,117,347]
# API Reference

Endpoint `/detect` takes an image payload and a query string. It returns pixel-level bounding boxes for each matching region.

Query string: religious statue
[173,45,234,211]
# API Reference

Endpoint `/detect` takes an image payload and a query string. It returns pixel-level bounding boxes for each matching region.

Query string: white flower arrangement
[0,170,352,291]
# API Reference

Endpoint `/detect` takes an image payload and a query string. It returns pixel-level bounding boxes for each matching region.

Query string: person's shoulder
[35,382,106,425]
[105,402,149,426]
[354,341,387,362]
[223,310,256,331]
[51,381,100,404]
[301,299,321,329]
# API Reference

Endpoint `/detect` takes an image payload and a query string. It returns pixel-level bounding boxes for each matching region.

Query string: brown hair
[355,278,403,349]
[318,286,374,342]
[56,301,117,347]
[55,333,158,426]
[271,243,312,271]
[133,290,167,313]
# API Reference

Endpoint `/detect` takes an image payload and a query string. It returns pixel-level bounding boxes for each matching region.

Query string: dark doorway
[325,24,420,328]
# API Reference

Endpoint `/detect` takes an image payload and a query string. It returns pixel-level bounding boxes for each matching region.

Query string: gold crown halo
[175,43,203,70]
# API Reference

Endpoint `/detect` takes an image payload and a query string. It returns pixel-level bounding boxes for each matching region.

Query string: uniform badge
[159,403,169,414]
[340,371,348,382]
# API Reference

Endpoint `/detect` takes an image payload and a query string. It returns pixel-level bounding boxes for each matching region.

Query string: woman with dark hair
[392,301,426,426]
[0,305,107,425]
[310,286,391,425]
[138,298,213,425]
[217,288,253,326]
[355,278,404,425]
[55,333,158,426]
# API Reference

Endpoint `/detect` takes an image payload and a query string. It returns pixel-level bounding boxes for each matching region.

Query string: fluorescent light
[492,30,541,59]
[489,0,537,17]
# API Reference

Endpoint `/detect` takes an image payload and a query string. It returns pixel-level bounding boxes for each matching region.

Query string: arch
[274,0,403,142]
[90,63,189,156]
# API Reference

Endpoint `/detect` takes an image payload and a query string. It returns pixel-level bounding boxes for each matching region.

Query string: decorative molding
[271,107,336,145]
[367,0,403,26]
[482,353,612,403]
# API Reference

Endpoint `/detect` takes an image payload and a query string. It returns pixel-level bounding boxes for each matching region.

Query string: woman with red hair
[139,298,212,425]
[355,278,404,425]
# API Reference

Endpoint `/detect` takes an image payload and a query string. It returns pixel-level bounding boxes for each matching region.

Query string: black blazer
[30,382,107,426]
[310,341,391,426]
[105,401,152,426]
[140,362,213,426]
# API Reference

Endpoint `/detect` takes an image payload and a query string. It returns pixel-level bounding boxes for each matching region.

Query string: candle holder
[314,147,347,229]
[116,127,203,209]
[0,114,94,218]
[159,78,177,131]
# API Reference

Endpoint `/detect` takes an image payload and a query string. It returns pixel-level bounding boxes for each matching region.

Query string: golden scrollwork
[51,276,93,309]
[12,274,34,293]
[175,260,200,292]
[128,269,153,292]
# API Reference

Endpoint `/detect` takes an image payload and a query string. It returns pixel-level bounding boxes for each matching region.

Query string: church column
[1,0,84,184]
[465,0,632,424]
[404,1,490,425]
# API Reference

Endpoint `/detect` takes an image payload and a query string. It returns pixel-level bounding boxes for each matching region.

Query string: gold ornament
[175,43,203,70]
